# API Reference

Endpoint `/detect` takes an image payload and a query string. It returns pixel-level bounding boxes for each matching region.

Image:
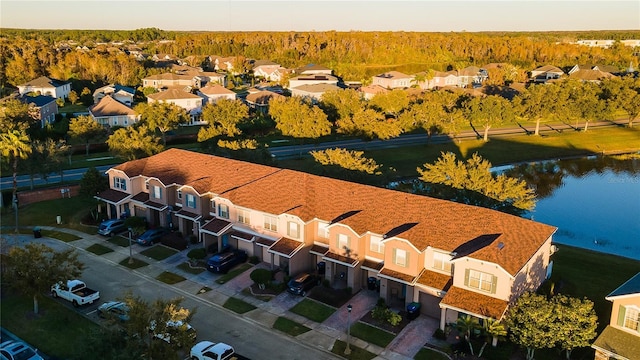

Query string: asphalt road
[2,235,338,360]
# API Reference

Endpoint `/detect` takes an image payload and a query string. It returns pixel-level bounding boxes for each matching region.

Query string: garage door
[418,291,442,318]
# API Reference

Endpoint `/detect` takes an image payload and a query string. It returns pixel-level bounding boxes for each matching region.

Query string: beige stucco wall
[610,295,640,331]
[382,238,423,278]
[452,257,513,301]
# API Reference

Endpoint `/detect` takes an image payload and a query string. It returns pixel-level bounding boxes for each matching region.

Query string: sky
[1,0,639,32]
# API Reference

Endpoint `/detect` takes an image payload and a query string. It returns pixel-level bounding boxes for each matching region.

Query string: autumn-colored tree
[0,98,37,133]
[399,92,445,142]
[506,292,557,360]
[269,96,331,140]
[464,94,515,141]
[69,115,107,155]
[319,88,363,122]
[336,108,402,140]
[68,90,79,104]
[513,83,558,136]
[197,99,249,143]
[135,102,190,145]
[311,148,382,175]
[107,125,163,160]
[368,89,410,119]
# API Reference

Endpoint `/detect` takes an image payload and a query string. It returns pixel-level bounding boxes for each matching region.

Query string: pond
[503,156,640,261]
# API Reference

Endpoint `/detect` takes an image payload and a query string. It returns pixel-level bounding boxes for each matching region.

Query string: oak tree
[69,115,107,155]
[107,125,163,160]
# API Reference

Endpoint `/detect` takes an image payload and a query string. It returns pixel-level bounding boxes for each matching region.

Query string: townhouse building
[96,149,557,328]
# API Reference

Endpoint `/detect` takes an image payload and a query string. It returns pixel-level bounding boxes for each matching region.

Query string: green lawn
[272,316,311,336]
[414,347,451,360]
[215,263,252,284]
[0,293,99,360]
[119,257,148,269]
[223,297,257,314]
[156,271,186,284]
[85,243,113,255]
[330,339,376,360]
[140,245,178,261]
[0,196,99,233]
[289,298,336,323]
[41,229,82,242]
[108,235,133,247]
[349,322,396,348]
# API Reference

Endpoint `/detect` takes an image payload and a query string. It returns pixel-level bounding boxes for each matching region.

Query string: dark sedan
[136,228,170,246]
[206,250,248,274]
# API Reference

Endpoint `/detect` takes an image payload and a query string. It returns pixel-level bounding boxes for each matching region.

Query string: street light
[128,227,134,264]
[344,303,353,355]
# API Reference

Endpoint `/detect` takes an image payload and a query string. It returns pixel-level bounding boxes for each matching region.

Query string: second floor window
[238,209,250,225]
[153,186,162,200]
[317,222,329,239]
[114,177,126,191]
[185,194,196,208]
[337,234,350,252]
[394,249,408,267]
[433,252,452,273]
[466,269,496,293]
[370,235,384,253]
[177,190,182,200]
[287,221,300,239]
[621,306,640,331]
[218,204,229,219]
[264,216,277,232]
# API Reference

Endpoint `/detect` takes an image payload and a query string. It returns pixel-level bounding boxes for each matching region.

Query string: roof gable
[89,95,135,116]
[606,272,640,299]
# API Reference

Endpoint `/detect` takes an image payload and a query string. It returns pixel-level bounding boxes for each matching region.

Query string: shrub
[187,248,206,260]
[433,328,447,340]
[250,269,272,289]
[371,299,402,326]
[189,235,198,244]
[249,256,260,264]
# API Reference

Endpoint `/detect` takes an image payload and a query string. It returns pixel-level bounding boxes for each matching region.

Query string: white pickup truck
[51,279,100,307]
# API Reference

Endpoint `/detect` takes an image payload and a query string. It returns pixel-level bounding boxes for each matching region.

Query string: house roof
[89,95,135,117]
[359,84,389,95]
[147,89,202,101]
[457,66,482,76]
[20,76,69,88]
[290,74,339,82]
[269,237,304,257]
[199,84,235,96]
[93,84,135,96]
[374,71,411,79]
[291,83,341,94]
[606,272,640,299]
[245,90,283,105]
[143,73,191,81]
[111,149,556,276]
[532,65,564,74]
[19,95,56,107]
[440,286,509,319]
[591,325,640,359]
[297,63,332,73]
[569,69,617,81]
[253,60,280,68]
[574,64,619,74]
[416,270,453,291]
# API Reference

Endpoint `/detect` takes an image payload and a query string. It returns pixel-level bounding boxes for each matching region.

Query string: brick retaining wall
[17,185,81,207]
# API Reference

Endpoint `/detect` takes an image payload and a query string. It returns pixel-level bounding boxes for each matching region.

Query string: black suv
[287,272,319,296]
[206,249,248,274]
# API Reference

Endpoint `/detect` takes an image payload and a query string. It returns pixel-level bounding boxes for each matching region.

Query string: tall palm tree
[478,318,507,357]
[456,314,480,355]
[0,129,32,231]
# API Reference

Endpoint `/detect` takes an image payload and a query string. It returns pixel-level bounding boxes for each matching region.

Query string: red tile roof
[441,286,509,319]
[113,149,556,275]
[268,237,303,257]
[416,270,452,291]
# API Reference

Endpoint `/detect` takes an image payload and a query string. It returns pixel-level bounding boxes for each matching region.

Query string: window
[185,194,196,208]
[238,209,250,225]
[370,235,384,253]
[113,177,126,191]
[466,269,496,293]
[621,306,640,331]
[287,221,300,239]
[153,186,162,199]
[317,222,329,238]
[394,249,408,267]
[218,204,229,219]
[433,252,452,273]
[177,190,182,200]
[337,234,350,251]
[264,216,277,232]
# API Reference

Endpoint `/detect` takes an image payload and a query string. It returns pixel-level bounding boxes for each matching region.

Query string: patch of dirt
[358,309,411,335]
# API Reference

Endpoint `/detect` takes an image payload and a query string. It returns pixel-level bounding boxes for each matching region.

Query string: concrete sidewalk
[4,226,450,360]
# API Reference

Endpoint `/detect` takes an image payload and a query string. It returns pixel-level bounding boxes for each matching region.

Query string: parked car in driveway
[0,340,43,360]
[97,219,126,237]
[190,341,237,360]
[287,272,319,296]
[97,301,130,321]
[136,228,170,246]
[206,249,248,274]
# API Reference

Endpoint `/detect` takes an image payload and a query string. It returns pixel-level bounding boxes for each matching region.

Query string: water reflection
[506,156,640,260]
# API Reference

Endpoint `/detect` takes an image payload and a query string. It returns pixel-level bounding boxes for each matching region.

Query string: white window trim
[394,249,408,267]
[218,204,229,219]
[287,221,300,239]
[469,269,494,292]
[238,209,250,225]
[186,193,196,209]
[369,235,384,253]
[264,216,277,232]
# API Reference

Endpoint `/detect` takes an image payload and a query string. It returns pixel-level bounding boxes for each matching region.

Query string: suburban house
[295,64,333,76]
[359,84,389,100]
[592,272,640,360]
[17,76,71,100]
[96,148,557,329]
[568,64,620,75]
[252,60,288,82]
[456,66,488,88]
[142,72,226,90]
[19,94,58,128]
[89,95,139,127]
[93,84,136,106]
[288,74,339,89]
[197,84,237,104]
[413,71,458,90]
[147,89,204,125]
[244,90,283,114]
[530,65,565,83]
[372,71,413,89]
[290,83,342,103]
[208,55,240,73]
[568,69,617,83]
